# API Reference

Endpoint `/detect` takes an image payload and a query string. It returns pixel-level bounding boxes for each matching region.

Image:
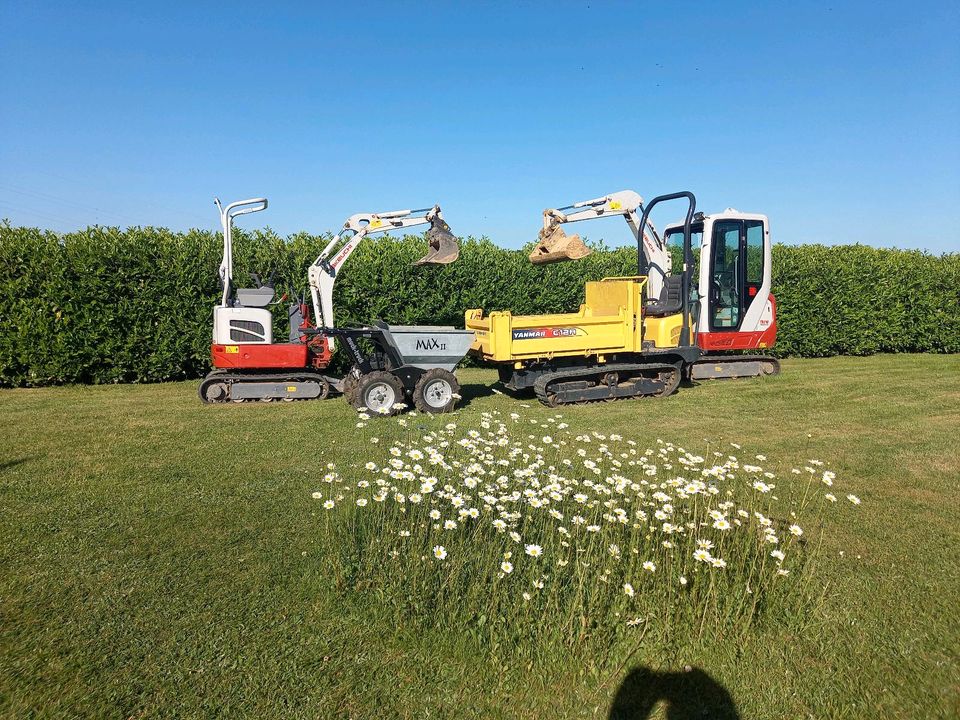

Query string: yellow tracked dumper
[465,192,703,406]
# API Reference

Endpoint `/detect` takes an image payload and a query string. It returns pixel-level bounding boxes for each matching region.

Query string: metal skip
[413,217,460,265]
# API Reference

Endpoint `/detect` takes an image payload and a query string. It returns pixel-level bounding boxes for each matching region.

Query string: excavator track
[199,370,335,404]
[690,354,781,381]
[533,362,682,407]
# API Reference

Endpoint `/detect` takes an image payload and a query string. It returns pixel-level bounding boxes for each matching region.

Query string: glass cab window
[710,220,741,329]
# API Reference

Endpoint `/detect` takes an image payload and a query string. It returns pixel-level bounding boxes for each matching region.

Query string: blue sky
[1,1,958,252]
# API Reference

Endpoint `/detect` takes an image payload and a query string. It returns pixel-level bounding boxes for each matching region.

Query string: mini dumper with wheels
[318,322,474,416]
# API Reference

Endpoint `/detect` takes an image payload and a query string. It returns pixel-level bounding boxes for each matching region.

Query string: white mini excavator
[200,198,468,412]
[530,190,780,380]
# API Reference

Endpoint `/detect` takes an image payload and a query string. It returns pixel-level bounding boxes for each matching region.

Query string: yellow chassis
[465,277,686,367]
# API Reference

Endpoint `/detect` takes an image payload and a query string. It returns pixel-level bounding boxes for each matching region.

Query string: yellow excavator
[465,190,779,406]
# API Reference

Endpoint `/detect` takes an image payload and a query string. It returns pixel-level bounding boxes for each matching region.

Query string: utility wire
[14,169,218,226]
[0,200,86,227]
[1,177,218,227]
[0,183,146,227]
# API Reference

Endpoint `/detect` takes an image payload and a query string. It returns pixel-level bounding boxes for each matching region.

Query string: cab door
[694,212,775,351]
[706,218,767,333]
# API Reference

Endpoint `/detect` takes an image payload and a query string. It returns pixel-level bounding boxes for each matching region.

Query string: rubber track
[199,370,335,403]
[533,362,681,407]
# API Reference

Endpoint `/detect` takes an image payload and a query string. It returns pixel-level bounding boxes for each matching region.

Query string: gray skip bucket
[381,324,475,371]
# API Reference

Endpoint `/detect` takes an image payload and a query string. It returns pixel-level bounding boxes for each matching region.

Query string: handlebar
[637,191,697,348]
[220,197,268,221]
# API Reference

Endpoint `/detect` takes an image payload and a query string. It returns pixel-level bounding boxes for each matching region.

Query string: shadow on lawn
[608,666,740,719]
[456,379,501,407]
[0,457,34,472]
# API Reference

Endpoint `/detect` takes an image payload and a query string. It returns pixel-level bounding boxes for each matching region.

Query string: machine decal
[512,327,584,340]
[416,338,448,351]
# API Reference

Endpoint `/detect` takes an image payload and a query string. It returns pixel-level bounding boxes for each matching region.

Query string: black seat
[645,275,683,317]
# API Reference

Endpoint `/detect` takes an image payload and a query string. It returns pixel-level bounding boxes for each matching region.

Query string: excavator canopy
[414,217,460,265]
[528,225,592,265]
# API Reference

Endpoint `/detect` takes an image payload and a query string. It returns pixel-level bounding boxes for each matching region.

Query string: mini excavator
[199,198,464,408]
[467,190,779,406]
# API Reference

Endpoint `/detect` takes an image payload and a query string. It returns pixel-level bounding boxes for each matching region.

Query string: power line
[0,183,146,226]
[0,200,86,227]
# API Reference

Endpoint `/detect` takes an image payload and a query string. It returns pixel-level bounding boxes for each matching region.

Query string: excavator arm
[531,190,672,298]
[307,205,458,340]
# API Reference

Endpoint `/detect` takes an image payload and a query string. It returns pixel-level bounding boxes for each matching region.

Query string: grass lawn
[1,354,959,719]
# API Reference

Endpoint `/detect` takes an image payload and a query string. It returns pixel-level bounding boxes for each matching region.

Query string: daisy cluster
[311,410,858,631]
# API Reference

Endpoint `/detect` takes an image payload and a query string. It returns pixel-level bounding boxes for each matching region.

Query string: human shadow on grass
[0,457,34,472]
[455,379,500,408]
[608,666,740,719]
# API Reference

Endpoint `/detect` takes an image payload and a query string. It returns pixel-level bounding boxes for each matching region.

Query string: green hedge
[1,223,957,386]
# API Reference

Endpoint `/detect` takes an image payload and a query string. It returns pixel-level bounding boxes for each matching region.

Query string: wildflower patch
[311,410,859,649]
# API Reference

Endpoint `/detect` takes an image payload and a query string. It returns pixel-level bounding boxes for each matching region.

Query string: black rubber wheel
[353,371,404,416]
[412,369,460,413]
[341,371,360,405]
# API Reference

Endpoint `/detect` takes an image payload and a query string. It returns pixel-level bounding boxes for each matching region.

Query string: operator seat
[234,272,275,307]
[645,275,684,317]
[234,286,275,307]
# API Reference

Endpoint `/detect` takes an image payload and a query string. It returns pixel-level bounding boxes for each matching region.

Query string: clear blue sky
[2,1,958,252]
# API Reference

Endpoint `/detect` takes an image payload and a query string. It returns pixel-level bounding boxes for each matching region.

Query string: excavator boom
[307,205,459,337]
[529,190,671,299]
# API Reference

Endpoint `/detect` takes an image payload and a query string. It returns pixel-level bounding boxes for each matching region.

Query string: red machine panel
[698,296,777,352]
[211,343,309,369]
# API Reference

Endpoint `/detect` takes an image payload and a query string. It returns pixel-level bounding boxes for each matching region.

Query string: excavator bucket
[528,226,592,265]
[413,218,460,265]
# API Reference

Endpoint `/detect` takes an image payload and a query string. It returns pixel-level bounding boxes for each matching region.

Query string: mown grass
[1,354,958,719]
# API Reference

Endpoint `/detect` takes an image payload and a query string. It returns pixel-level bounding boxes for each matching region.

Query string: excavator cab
[662,209,776,353]
[414,215,460,265]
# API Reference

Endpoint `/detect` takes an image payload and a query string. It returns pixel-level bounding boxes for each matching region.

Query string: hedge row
[1,223,957,386]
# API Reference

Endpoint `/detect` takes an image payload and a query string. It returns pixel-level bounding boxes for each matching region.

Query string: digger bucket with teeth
[528,225,592,265]
[413,218,460,265]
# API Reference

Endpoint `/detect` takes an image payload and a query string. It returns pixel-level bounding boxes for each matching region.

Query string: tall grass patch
[313,408,859,657]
